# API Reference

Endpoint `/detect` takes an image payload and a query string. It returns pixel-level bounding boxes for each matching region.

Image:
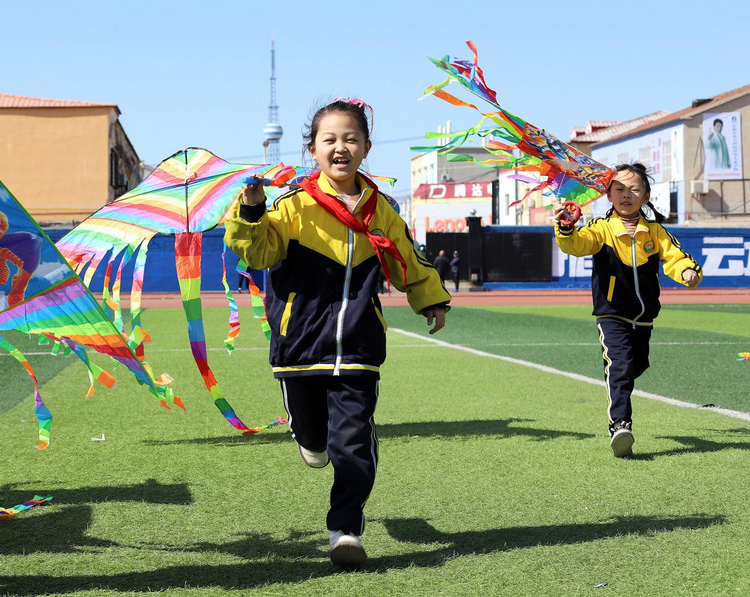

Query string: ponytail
[643,201,666,224]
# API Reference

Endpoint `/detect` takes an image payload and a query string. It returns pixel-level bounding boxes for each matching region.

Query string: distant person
[707,118,731,170]
[553,163,701,458]
[450,250,460,292]
[376,270,386,294]
[433,249,451,286]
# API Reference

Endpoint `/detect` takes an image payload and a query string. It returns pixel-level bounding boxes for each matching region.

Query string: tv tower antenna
[262,40,283,164]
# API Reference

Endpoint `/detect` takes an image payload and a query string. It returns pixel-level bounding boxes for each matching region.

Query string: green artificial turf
[385,303,750,413]
[0,305,749,595]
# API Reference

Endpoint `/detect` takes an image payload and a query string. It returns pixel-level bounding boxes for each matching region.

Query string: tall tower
[262,40,283,164]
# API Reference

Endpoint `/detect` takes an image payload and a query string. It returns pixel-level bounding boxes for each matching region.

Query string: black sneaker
[610,420,634,458]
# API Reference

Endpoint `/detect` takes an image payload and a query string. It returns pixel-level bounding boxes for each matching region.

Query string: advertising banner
[703,112,743,180]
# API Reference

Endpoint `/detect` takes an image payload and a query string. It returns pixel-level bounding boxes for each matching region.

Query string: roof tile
[0,92,118,110]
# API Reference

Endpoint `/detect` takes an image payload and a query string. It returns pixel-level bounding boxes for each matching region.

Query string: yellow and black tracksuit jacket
[224,173,451,378]
[555,214,702,326]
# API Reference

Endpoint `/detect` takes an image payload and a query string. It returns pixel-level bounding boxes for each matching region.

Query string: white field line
[391,328,750,424]
[391,341,744,348]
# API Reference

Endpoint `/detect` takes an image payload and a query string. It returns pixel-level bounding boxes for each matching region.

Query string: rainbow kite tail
[237,259,271,342]
[175,232,280,433]
[0,495,53,519]
[0,336,52,449]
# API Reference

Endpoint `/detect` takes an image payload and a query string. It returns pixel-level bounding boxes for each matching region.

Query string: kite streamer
[57,148,395,435]
[0,336,51,449]
[0,178,177,448]
[413,41,616,207]
[237,259,272,342]
[0,494,53,519]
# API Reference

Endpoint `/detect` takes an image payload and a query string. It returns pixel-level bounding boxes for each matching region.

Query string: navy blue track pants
[280,376,379,535]
[596,318,652,433]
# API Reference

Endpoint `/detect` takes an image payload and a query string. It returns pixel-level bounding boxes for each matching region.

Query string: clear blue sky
[2,0,749,198]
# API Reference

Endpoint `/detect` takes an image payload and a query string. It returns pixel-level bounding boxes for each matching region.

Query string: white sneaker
[298,445,329,468]
[329,530,367,567]
[610,422,634,458]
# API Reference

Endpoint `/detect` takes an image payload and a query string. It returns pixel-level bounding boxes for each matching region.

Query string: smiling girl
[553,163,701,458]
[225,98,450,566]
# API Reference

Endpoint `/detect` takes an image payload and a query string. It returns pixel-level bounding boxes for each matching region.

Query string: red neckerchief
[299,171,407,291]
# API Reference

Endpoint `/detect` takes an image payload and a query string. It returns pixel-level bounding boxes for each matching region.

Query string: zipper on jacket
[334,227,355,375]
[630,236,645,328]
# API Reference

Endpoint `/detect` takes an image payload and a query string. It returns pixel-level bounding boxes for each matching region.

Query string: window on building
[109,149,128,198]
[662,139,672,181]
[638,146,650,167]
[504,194,510,216]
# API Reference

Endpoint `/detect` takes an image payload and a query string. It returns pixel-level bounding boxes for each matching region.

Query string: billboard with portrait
[703,112,743,180]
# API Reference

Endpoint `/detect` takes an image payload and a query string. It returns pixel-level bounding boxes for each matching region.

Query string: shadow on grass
[0,505,118,555]
[373,514,726,567]
[377,420,594,441]
[142,418,595,447]
[0,513,724,594]
[632,434,750,460]
[0,478,192,506]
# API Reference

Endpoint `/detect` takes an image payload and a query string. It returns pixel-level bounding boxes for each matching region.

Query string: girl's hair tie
[332,97,374,133]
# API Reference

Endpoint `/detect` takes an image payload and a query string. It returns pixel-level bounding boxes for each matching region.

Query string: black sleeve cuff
[239,203,267,222]
[421,302,451,315]
[557,222,574,235]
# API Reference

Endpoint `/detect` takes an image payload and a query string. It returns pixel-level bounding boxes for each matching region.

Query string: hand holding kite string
[241,164,297,206]
[240,176,268,206]
[552,201,582,226]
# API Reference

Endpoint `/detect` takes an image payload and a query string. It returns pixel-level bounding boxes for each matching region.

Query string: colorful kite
[413,41,616,207]
[57,148,401,434]
[737,352,750,361]
[56,148,298,434]
[0,179,178,449]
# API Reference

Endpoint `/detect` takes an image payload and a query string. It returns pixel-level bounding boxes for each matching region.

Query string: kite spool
[242,176,272,187]
[559,201,582,226]
[242,165,296,188]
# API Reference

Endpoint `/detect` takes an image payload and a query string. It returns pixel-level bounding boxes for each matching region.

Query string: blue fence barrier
[482,225,750,290]
[46,225,748,292]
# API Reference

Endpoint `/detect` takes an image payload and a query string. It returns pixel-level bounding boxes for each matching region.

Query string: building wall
[496,172,553,226]
[411,147,496,193]
[682,95,750,224]
[592,94,750,225]
[0,106,116,224]
[108,117,141,203]
[410,152,438,192]
[411,146,502,237]
[592,123,686,222]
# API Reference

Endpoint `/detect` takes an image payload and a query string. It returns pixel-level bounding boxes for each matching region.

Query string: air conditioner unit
[690,180,709,195]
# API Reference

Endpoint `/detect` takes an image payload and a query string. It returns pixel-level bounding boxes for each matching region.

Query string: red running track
[112,287,750,309]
